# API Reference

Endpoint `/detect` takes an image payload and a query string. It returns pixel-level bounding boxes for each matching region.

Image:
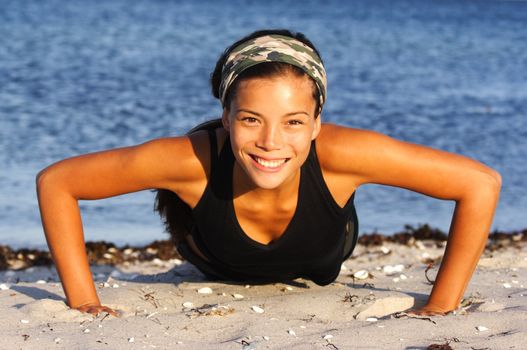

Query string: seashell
[503,283,512,289]
[182,302,193,308]
[366,317,378,322]
[323,334,333,340]
[251,305,264,313]
[232,294,244,299]
[288,329,296,336]
[353,270,369,280]
[476,326,489,332]
[197,287,213,294]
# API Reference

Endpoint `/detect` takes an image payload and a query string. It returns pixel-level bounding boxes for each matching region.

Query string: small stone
[36,280,47,284]
[353,270,369,280]
[112,284,119,288]
[503,283,512,289]
[383,264,404,276]
[54,338,61,343]
[300,325,306,329]
[245,285,251,288]
[285,286,293,291]
[288,329,296,336]
[512,280,519,284]
[20,320,29,324]
[128,337,135,343]
[476,326,489,332]
[323,334,333,340]
[233,294,244,299]
[0,283,10,290]
[103,282,110,288]
[251,305,264,314]
[340,263,348,271]
[380,246,391,254]
[399,274,408,280]
[197,287,213,294]
[263,336,270,341]
[366,317,378,322]
[393,277,400,283]
[182,302,193,308]
[83,329,90,333]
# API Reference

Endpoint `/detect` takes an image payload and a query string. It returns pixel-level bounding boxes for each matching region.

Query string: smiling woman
[37,29,501,318]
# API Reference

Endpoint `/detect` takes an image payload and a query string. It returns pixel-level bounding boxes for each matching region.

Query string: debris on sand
[185,304,234,318]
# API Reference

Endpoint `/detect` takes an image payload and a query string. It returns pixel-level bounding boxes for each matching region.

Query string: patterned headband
[219,34,327,109]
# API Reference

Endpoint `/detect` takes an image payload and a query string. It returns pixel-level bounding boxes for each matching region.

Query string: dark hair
[156,30,323,246]
[210,29,324,116]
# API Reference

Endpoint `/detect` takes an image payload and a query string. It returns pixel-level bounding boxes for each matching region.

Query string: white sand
[1,241,525,349]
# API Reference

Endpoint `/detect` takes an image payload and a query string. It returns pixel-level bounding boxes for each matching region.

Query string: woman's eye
[242,117,258,123]
[287,120,303,125]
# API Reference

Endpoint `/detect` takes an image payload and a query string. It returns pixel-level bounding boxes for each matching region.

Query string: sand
[1,240,525,350]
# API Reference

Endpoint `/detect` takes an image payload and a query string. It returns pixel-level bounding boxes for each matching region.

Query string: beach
[1,229,525,349]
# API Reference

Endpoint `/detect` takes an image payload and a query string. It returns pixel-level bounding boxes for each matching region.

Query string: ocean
[1,0,526,248]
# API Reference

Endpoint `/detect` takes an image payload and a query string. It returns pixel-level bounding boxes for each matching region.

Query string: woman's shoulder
[316,123,391,174]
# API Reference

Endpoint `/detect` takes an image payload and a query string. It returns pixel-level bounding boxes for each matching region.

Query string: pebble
[251,306,264,314]
[383,264,405,276]
[285,286,293,291]
[83,329,90,333]
[380,246,391,254]
[36,280,47,284]
[287,330,296,336]
[197,287,213,294]
[20,320,29,324]
[54,338,61,343]
[263,336,270,341]
[182,302,193,308]
[503,283,512,289]
[233,294,244,299]
[112,283,119,288]
[353,270,369,280]
[128,337,135,343]
[323,334,333,340]
[0,283,10,290]
[366,317,378,322]
[476,326,489,332]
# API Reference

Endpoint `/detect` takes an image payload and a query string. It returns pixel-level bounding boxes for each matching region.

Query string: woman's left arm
[318,124,502,314]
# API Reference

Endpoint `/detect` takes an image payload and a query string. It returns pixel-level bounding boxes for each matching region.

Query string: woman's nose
[256,125,283,151]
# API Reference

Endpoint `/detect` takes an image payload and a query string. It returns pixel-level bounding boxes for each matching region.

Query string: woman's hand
[406,304,450,317]
[75,303,120,317]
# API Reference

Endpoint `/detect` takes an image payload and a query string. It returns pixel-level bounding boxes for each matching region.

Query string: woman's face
[222,74,321,190]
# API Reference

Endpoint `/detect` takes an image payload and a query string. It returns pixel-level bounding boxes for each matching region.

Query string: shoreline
[2,224,526,271]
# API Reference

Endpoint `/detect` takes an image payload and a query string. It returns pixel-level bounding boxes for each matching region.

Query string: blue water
[1,0,526,248]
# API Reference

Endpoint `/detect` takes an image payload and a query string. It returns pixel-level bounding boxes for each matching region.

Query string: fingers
[406,307,446,317]
[76,304,120,317]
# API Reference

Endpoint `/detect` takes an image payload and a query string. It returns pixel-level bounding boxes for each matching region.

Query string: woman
[36,29,501,318]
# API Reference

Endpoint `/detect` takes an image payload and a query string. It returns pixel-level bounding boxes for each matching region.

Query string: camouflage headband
[219,34,327,109]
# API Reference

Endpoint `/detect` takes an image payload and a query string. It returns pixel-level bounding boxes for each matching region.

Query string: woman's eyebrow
[236,109,309,117]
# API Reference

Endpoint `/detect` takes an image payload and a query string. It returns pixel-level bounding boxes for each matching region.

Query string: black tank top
[191,128,358,286]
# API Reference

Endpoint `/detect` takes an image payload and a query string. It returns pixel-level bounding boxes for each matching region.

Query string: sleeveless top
[190,128,358,286]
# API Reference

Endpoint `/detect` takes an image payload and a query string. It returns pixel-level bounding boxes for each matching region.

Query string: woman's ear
[311,115,321,140]
[221,109,230,132]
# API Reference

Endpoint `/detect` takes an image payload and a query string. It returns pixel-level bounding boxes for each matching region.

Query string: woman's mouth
[250,155,289,170]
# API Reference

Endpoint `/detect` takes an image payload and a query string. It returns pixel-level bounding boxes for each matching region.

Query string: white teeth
[254,156,286,168]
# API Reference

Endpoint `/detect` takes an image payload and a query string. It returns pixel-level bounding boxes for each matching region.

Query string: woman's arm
[36,133,209,315]
[318,124,501,314]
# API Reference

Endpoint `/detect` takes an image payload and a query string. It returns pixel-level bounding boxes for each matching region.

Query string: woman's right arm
[36,133,209,315]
